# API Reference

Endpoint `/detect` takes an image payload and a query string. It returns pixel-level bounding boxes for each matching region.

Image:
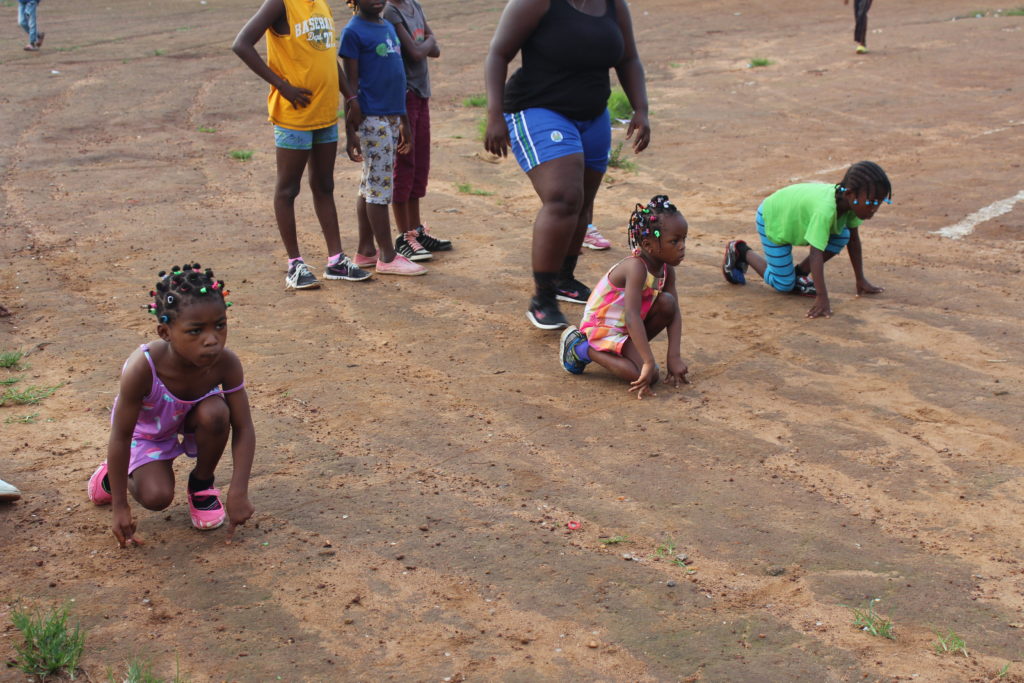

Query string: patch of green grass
[11,604,86,678]
[933,630,968,656]
[654,538,677,557]
[107,655,191,683]
[477,115,488,141]
[2,383,61,406]
[607,87,632,120]
[456,183,493,196]
[997,662,1012,678]
[462,94,487,108]
[197,126,216,133]
[229,149,254,161]
[598,535,629,545]
[748,57,774,68]
[153,49,166,57]
[5,412,39,424]
[0,0,16,7]
[669,61,681,68]
[1,349,25,369]
[1,375,23,385]
[607,142,635,171]
[846,599,895,639]
[952,8,1024,18]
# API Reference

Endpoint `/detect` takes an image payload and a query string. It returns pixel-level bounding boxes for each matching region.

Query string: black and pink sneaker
[526,296,568,330]
[555,277,591,305]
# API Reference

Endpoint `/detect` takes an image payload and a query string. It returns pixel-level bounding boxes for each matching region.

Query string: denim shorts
[504,108,611,174]
[273,123,339,150]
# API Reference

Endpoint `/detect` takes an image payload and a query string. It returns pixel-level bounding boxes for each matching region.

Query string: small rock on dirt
[766,566,785,576]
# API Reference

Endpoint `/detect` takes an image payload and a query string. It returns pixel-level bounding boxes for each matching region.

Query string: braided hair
[837,161,892,203]
[627,195,680,255]
[148,263,230,324]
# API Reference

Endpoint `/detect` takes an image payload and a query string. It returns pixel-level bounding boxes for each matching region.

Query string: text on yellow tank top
[266,0,339,131]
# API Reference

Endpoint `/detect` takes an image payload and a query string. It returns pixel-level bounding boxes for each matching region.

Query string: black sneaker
[285,260,320,290]
[793,275,817,296]
[722,240,748,285]
[324,255,372,281]
[415,225,452,252]
[396,232,432,261]
[555,277,591,305]
[526,296,568,330]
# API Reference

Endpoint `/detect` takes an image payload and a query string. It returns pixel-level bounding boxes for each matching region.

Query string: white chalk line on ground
[934,190,1024,239]
[970,120,1024,138]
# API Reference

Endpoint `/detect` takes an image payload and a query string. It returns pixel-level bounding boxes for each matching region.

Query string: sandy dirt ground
[2,0,1023,680]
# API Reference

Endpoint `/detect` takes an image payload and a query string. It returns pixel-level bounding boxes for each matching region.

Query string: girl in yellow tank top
[265,0,339,130]
[233,0,370,290]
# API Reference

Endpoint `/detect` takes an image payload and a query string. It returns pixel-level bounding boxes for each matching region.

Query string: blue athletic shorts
[504,108,611,174]
[273,123,339,151]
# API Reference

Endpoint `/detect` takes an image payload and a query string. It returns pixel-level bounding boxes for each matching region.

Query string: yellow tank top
[265,0,339,130]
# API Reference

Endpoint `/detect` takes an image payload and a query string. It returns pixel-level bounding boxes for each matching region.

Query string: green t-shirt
[762,183,862,250]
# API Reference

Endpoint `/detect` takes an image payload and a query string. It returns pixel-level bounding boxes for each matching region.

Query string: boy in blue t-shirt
[339,0,422,276]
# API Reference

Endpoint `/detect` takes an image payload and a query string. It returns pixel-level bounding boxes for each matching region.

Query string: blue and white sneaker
[559,326,590,375]
[722,240,748,285]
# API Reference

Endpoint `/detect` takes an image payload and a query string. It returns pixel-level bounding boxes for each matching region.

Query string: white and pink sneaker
[583,224,611,250]
[376,253,427,276]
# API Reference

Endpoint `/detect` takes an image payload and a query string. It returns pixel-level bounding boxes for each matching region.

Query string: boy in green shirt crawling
[722,161,891,319]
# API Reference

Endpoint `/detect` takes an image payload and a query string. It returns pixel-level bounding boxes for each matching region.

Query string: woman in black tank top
[484,0,649,330]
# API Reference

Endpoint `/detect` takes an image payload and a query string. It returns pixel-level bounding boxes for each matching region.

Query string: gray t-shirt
[383,0,431,99]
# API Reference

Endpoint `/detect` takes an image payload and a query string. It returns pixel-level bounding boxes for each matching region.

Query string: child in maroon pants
[383,0,453,262]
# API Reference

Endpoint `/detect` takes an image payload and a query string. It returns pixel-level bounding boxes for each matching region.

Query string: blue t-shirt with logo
[339,15,407,116]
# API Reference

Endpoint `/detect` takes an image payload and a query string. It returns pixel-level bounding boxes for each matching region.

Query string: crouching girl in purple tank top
[88,263,256,547]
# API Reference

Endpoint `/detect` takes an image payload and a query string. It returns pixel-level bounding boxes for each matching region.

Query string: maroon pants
[393,91,430,204]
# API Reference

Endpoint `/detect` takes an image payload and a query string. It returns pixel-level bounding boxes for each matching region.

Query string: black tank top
[503,0,625,121]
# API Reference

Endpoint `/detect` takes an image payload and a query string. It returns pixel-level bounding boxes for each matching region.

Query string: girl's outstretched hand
[856,278,884,296]
[112,506,142,548]
[806,295,832,319]
[225,491,255,544]
[626,112,651,153]
[666,357,689,387]
[483,114,510,157]
[629,361,659,400]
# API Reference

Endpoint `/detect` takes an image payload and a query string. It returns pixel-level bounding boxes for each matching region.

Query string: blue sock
[576,339,591,361]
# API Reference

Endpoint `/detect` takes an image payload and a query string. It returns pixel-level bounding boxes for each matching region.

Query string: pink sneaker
[187,488,226,530]
[353,250,378,269]
[376,253,427,276]
[583,224,611,250]
[88,462,112,505]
